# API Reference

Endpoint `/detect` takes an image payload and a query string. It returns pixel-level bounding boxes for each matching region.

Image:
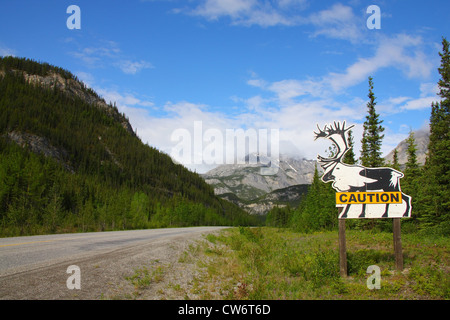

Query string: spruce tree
[419,37,450,232]
[392,149,400,171]
[427,37,450,182]
[360,77,385,167]
[343,129,357,165]
[403,130,421,221]
[405,130,419,174]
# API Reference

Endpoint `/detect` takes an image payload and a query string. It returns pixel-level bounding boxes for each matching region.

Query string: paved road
[0,226,228,299]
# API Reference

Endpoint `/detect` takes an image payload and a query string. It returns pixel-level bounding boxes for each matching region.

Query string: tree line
[266,37,449,236]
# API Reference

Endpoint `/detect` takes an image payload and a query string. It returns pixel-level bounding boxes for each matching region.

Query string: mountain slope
[243,184,310,215]
[0,56,255,236]
[384,128,430,167]
[203,154,317,214]
[203,154,317,200]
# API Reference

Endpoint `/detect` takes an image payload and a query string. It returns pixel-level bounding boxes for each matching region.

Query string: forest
[0,56,256,237]
[266,37,449,236]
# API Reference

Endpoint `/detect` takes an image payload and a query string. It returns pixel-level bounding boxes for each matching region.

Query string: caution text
[336,192,402,205]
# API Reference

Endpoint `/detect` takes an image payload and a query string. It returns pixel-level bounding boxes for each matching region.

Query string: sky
[0,0,448,173]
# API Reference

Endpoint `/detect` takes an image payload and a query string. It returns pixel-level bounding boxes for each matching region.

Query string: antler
[314,121,355,161]
[314,121,353,140]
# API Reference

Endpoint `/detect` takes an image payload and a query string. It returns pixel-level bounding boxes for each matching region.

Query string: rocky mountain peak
[203,153,317,201]
[384,128,430,167]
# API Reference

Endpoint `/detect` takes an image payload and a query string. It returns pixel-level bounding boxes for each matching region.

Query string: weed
[126,264,165,290]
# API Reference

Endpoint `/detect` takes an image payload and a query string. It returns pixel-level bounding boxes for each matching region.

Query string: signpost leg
[393,218,403,271]
[338,210,347,277]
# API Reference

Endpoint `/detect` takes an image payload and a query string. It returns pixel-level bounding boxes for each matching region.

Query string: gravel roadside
[0,228,221,300]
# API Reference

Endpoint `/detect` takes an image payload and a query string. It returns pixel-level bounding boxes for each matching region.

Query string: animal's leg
[341,204,351,218]
[402,194,411,217]
[382,203,390,218]
[358,204,366,218]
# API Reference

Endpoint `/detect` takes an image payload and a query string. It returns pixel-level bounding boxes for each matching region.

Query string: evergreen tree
[402,130,421,221]
[360,77,385,167]
[418,37,450,232]
[427,37,450,183]
[291,165,336,232]
[405,130,419,174]
[342,129,357,165]
[392,149,401,171]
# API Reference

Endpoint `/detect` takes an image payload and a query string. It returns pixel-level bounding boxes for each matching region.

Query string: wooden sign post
[338,217,347,277]
[314,121,411,276]
[393,218,403,271]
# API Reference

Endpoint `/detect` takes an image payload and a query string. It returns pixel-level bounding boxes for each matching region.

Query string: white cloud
[70,40,153,75]
[325,34,433,93]
[116,60,154,74]
[248,34,434,103]
[71,41,121,66]
[187,0,307,27]
[376,81,439,114]
[193,0,257,20]
[122,101,242,172]
[247,78,267,88]
[307,3,363,43]
[96,87,154,108]
[0,45,16,57]
[185,1,366,43]
[268,78,325,101]
[419,82,439,98]
[75,71,95,88]
[399,96,437,111]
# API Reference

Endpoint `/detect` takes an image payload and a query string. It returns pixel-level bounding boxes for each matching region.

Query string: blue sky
[0,0,448,172]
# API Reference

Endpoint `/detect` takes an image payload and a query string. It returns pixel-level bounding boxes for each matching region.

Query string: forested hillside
[0,56,255,236]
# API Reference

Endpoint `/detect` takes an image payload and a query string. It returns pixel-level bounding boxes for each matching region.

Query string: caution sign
[314,121,412,219]
[336,192,402,205]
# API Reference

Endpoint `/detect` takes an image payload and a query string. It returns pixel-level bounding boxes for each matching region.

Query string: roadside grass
[184,227,449,300]
[122,261,167,299]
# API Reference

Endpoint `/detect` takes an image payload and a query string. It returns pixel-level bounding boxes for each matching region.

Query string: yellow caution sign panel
[336,192,402,205]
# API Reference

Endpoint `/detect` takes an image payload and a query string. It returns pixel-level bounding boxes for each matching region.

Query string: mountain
[384,128,430,168]
[243,184,310,215]
[203,154,317,200]
[203,154,317,214]
[0,56,255,236]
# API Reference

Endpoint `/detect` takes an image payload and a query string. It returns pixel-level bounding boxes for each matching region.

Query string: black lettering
[380,193,389,202]
[357,193,366,203]
[391,192,400,203]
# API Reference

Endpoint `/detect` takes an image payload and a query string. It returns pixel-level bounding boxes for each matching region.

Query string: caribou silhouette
[314,121,411,218]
